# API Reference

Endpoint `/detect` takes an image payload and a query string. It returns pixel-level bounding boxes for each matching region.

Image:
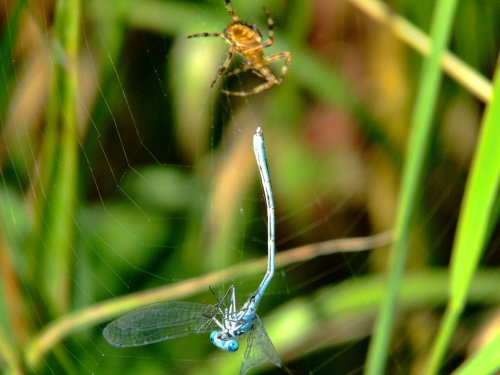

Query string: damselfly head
[210,331,239,352]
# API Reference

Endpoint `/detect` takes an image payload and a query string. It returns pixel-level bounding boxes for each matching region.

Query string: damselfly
[103,127,281,374]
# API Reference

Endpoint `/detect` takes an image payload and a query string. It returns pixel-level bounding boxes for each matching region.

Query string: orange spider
[188,0,291,96]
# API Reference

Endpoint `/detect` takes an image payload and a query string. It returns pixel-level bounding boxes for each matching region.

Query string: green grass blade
[424,58,500,375]
[452,333,500,375]
[449,57,500,313]
[0,326,22,374]
[0,0,27,122]
[35,0,81,313]
[365,0,460,374]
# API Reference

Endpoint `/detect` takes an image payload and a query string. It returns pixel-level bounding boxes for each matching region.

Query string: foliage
[0,0,498,374]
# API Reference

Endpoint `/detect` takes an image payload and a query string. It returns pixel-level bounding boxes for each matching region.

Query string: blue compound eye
[226,339,239,352]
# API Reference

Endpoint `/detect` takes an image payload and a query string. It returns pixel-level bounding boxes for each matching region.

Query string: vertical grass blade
[35,0,81,313]
[365,0,460,373]
[424,58,500,375]
[452,333,500,375]
[0,0,27,121]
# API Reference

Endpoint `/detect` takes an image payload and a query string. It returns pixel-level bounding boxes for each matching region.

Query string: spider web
[0,0,497,375]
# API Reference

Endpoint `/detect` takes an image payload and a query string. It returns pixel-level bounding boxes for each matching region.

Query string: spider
[188,0,291,96]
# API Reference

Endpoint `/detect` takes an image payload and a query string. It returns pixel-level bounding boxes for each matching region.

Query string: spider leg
[224,62,252,77]
[188,32,236,50]
[222,51,291,96]
[251,67,269,80]
[222,66,277,96]
[187,32,222,39]
[224,0,239,21]
[264,51,291,83]
[262,7,274,47]
[225,63,267,81]
[211,48,235,87]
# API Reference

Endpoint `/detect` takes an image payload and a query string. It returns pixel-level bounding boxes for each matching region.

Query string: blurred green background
[0,0,498,374]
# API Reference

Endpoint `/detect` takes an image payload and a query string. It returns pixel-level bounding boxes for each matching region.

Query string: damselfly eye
[227,340,239,352]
